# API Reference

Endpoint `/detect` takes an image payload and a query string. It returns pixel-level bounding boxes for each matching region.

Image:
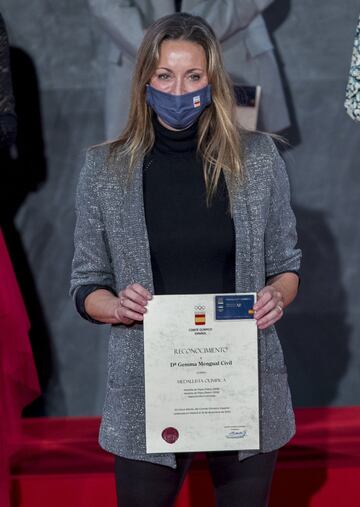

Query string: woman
[71,12,301,507]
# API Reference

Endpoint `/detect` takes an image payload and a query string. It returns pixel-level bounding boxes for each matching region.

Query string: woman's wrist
[253,272,298,330]
[84,289,122,324]
[266,272,299,309]
[84,283,151,325]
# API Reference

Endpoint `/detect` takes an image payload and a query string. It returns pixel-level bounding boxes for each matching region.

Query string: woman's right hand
[114,283,152,325]
[84,284,152,325]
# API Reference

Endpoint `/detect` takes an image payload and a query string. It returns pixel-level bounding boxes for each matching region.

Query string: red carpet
[9,407,360,506]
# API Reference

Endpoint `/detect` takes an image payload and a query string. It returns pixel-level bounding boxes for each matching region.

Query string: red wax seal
[161,427,179,444]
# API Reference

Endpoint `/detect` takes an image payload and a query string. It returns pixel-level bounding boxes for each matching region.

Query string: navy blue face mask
[146,84,212,130]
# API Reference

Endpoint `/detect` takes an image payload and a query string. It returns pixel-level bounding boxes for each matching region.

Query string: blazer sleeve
[87,0,144,59]
[264,139,301,278]
[70,149,116,301]
[188,0,273,42]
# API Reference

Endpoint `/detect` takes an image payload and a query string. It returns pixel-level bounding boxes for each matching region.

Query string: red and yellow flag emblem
[195,313,205,325]
[193,95,201,108]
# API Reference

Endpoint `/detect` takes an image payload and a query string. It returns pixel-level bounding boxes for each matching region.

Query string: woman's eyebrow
[185,68,204,73]
[156,67,174,72]
[155,67,204,73]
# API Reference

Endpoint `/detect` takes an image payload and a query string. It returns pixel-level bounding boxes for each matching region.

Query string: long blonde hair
[110,13,244,201]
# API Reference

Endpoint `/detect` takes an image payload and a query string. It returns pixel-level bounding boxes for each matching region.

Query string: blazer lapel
[119,157,155,293]
[224,172,254,293]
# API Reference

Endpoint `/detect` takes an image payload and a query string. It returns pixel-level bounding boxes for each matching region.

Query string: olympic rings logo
[194,305,206,311]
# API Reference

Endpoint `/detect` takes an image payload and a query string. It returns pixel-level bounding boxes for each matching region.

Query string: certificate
[143,293,259,453]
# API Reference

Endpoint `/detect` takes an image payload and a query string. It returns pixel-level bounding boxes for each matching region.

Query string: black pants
[115,450,278,507]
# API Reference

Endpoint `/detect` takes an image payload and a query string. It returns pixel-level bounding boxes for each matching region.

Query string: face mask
[146,84,212,130]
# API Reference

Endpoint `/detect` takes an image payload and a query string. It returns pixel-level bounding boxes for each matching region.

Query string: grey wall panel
[268,0,360,406]
[0,0,359,415]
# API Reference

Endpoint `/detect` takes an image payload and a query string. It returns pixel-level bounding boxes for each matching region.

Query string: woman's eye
[158,73,170,80]
[189,74,201,81]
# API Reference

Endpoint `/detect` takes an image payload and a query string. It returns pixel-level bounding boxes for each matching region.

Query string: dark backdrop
[0,0,359,415]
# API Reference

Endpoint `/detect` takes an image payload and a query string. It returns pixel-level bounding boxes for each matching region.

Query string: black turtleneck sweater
[75,116,235,322]
[143,116,235,295]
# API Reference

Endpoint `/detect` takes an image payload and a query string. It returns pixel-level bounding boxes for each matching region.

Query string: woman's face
[150,39,209,96]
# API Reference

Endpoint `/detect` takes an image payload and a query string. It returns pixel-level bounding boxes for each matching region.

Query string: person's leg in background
[207,450,278,507]
[115,453,193,507]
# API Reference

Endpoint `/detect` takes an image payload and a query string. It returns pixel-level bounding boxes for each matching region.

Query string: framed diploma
[143,293,259,453]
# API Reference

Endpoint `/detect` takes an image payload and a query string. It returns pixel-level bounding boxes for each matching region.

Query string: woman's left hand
[253,285,284,330]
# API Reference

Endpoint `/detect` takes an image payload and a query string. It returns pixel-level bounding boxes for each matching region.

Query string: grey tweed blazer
[70,133,301,467]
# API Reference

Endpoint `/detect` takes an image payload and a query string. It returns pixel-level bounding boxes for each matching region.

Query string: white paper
[143,293,259,453]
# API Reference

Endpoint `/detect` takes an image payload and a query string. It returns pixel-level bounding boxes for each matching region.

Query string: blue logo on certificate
[215,295,255,320]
